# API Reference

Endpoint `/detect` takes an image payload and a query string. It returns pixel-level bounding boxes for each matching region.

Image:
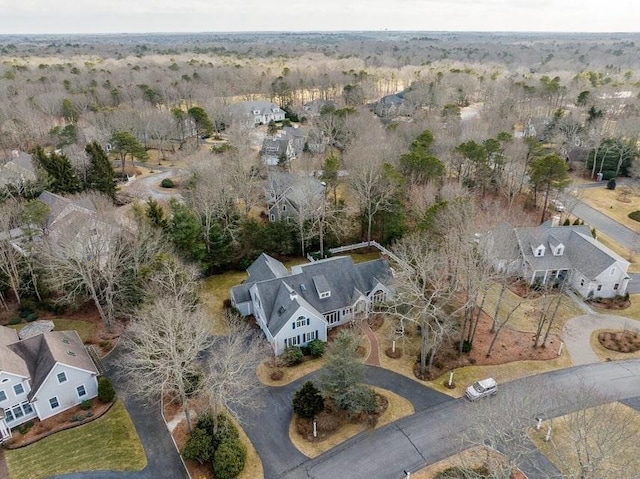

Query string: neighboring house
[302,99,334,118]
[0,326,98,440]
[228,101,286,127]
[373,93,408,119]
[265,172,325,223]
[261,137,296,167]
[230,254,393,354]
[37,191,114,254]
[490,221,630,299]
[260,126,307,166]
[0,151,37,189]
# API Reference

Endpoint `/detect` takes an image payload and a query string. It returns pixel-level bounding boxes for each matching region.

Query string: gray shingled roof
[8,330,97,400]
[0,327,29,378]
[237,255,392,337]
[513,223,626,279]
[231,254,289,304]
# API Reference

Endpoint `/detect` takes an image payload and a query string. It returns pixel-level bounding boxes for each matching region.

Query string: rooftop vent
[67,351,76,357]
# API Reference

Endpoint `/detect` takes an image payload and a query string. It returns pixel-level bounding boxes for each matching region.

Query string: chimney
[551,215,560,227]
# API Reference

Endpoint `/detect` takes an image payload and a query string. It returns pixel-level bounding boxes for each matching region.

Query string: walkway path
[563,313,640,365]
[363,323,380,366]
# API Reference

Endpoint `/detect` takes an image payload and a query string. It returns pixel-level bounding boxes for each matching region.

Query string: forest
[0,30,639,308]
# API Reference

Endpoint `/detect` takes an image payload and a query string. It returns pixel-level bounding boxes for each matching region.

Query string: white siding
[0,372,34,427]
[32,364,98,421]
[274,306,327,355]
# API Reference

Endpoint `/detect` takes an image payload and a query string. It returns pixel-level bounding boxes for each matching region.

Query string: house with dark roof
[230,254,393,354]
[265,172,325,223]
[0,326,98,440]
[491,222,630,299]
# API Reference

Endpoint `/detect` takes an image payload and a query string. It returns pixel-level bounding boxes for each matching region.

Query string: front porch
[529,268,569,289]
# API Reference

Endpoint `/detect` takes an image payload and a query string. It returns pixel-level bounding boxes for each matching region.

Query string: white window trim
[49,396,60,410]
[0,390,6,402]
[57,372,67,384]
[13,383,24,395]
[76,385,87,399]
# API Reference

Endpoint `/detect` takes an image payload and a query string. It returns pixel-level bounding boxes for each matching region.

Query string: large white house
[0,326,99,441]
[228,101,286,127]
[230,254,393,354]
[491,222,631,298]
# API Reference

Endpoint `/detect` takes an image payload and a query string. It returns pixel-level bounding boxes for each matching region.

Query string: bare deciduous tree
[201,315,267,433]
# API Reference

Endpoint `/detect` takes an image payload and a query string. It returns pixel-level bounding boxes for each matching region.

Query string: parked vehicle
[465,378,497,401]
[551,199,565,212]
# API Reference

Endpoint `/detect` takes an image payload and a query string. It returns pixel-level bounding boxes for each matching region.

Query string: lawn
[577,185,640,233]
[530,403,640,478]
[5,400,146,479]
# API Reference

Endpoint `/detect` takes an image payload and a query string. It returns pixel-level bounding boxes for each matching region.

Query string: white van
[465,378,497,401]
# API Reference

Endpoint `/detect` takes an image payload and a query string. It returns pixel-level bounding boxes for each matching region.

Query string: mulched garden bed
[295,394,389,442]
[589,297,631,310]
[5,398,113,448]
[598,330,640,353]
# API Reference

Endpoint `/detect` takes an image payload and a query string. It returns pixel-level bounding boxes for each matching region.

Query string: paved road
[279,360,640,479]
[238,366,452,479]
[567,195,638,251]
[51,346,189,479]
[122,169,184,203]
[563,313,640,366]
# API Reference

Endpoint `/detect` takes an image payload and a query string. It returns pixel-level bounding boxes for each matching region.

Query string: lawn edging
[5,400,115,449]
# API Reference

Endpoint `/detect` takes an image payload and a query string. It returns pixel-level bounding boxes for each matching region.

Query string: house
[302,99,334,118]
[0,326,99,440]
[228,101,286,127]
[0,151,37,189]
[230,254,393,354]
[261,137,296,167]
[37,191,115,254]
[491,222,630,299]
[260,126,308,166]
[265,172,325,223]
[373,93,408,119]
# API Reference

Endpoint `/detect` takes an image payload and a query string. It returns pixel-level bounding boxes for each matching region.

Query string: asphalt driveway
[237,365,452,479]
[51,346,189,479]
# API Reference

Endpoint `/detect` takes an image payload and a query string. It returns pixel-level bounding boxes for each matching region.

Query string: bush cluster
[181,412,247,479]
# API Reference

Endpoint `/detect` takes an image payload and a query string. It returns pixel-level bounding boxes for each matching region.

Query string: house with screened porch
[230,254,393,355]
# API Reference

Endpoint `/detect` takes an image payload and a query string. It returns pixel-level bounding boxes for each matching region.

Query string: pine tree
[32,146,82,194]
[85,141,117,199]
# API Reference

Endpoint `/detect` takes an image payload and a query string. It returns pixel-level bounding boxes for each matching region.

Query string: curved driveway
[51,346,189,479]
[563,313,640,365]
[237,366,452,479]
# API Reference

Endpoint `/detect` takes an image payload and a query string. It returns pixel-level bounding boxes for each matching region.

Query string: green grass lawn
[5,401,146,479]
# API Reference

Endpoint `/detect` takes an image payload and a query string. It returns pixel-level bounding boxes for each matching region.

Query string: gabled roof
[251,256,392,337]
[0,327,29,378]
[266,172,325,211]
[7,330,97,400]
[511,223,628,279]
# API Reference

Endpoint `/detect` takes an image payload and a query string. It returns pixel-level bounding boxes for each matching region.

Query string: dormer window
[553,245,564,256]
[535,246,545,257]
[313,275,331,299]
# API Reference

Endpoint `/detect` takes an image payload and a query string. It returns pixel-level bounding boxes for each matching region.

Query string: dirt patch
[589,297,631,310]
[411,308,560,381]
[6,398,113,448]
[598,330,640,353]
[367,313,385,331]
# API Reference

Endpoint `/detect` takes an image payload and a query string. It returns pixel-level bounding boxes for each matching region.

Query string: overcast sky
[0,0,637,35]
